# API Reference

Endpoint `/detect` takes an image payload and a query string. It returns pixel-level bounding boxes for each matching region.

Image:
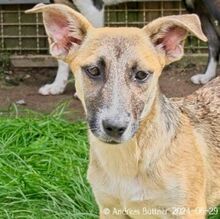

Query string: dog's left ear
[26,3,92,62]
[143,14,207,65]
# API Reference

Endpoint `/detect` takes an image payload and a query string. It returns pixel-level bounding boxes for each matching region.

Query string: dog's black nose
[102,120,128,138]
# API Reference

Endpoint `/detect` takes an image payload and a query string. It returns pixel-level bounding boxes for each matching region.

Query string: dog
[27,3,220,218]
[183,0,220,85]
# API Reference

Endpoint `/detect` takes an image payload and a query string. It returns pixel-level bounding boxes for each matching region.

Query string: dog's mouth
[88,117,139,145]
[90,130,123,144]
[88,126,125,144]
[89,125,137,145]
[99,138,121,145]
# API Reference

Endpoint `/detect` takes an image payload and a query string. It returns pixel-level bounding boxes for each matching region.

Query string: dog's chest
[89,167,183,208]
[88,138,184,211]
[103,175,146,201]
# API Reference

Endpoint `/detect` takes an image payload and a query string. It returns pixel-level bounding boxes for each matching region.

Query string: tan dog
[27,4,220,219]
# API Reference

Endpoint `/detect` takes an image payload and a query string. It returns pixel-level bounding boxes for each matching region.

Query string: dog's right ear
[26,3,92,62]
[143,14,207,65]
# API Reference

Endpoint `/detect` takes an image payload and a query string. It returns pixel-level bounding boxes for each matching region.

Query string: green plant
[0,109,98,218]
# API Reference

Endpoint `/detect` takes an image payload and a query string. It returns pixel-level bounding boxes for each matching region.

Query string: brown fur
[27,4,220,218]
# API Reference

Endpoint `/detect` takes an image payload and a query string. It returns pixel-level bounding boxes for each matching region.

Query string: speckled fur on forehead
[72,27,162,70]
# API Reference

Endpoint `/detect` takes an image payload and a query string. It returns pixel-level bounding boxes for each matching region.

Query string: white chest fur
[87,133,184,218]
[88,164,182,205]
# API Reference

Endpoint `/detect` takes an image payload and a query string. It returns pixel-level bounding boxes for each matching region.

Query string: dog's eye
[85,66,101,78]
[134,71,150,82]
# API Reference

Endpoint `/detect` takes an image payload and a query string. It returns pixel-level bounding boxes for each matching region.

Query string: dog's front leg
[100,209,131,219]
[99,204,131,219]
[39,60,69,95]
[191,14,219,85]
[94,192,130,219]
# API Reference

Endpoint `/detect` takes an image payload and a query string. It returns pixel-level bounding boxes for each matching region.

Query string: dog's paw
[38,83,65,95]
[191,74,214,85]
[73,92,79,99]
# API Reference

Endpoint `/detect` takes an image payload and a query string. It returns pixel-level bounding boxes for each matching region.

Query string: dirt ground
[0,62,219,120]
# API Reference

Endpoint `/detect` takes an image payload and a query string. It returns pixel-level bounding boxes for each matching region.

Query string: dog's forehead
[87,28,141,52]
[72,27,161,73]
[98,36,138,63]
[90,27,144,41]
[82,27,156,64]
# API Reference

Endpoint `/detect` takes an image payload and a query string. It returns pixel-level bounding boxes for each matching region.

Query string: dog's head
[27,4,206,144]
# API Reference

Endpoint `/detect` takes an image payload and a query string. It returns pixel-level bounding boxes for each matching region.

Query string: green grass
[0,108,98,219]
[0,107,219,219]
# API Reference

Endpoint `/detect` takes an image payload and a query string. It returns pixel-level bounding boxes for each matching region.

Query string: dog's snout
[102,119,128,138]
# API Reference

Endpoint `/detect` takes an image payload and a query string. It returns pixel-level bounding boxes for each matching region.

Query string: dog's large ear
[26,3,92,62]
[143,14,207,65]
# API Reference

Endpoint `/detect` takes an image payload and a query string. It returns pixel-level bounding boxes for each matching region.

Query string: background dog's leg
[39,60,69,95]
[39,0,105,95]
[191,16,219,84]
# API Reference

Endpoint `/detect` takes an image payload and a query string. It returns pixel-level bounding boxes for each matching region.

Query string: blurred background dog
[183,0,220,85]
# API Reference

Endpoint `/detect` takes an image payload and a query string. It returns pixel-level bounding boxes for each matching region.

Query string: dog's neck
[89,92,181,178]
[136,94,181,169]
